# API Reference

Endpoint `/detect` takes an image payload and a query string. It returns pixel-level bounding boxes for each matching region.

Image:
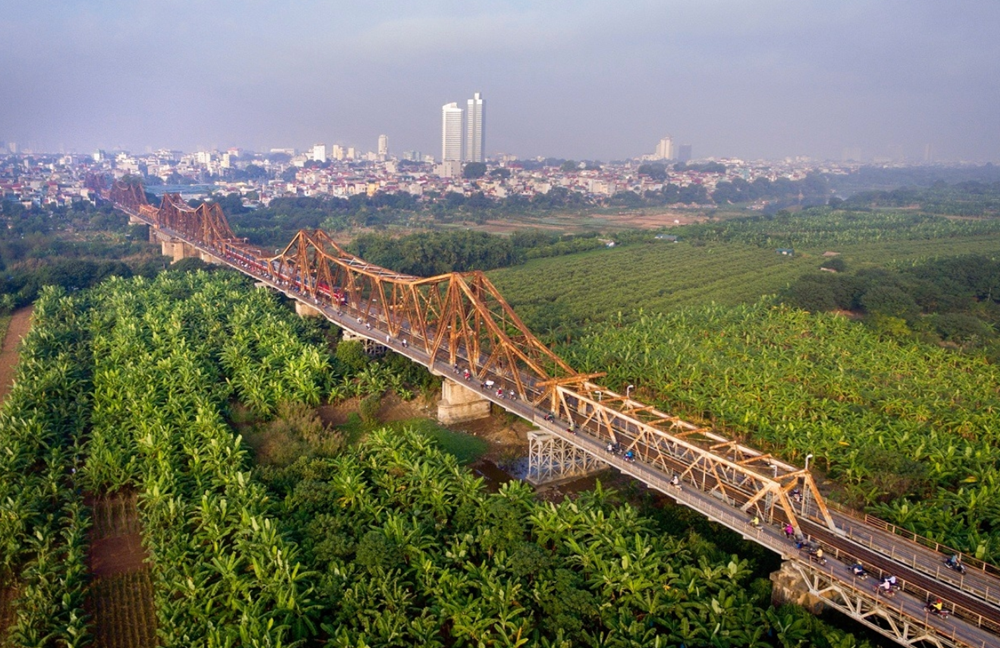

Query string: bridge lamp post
[802,454,814,516]
[626,384,634,400]
[595,391,603,402]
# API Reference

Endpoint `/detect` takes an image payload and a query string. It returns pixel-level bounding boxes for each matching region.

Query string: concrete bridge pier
[437,379,491,425]
[198,250,222,265]
[770,560,826,614]
[160,238,199,263]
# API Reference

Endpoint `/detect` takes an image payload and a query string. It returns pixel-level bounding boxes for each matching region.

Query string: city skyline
[0,1,997,162]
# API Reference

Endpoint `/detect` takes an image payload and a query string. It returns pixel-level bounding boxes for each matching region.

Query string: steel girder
[540,381,837,536]
[108,179,148,213]
[265,229,577,395]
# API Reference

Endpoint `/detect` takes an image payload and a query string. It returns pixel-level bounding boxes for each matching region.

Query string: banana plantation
[0,271,881,647]
[566,300,1000,563]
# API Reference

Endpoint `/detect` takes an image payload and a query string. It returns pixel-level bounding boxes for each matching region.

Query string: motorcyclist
[852,563,865,577]
[946,554,961,569]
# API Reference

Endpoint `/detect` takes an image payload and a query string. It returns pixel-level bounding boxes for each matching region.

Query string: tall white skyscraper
[655,136,673,161]
[312,144,327,163]
[442,102,464,161]
[465,92,485,162]
[378,134,389,158]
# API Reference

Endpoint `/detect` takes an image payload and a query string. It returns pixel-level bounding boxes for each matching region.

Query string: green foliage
[6,273,874,648]
[244,401,344,467]
[350,229,520,275]
[394,418,488,464]
[0,199,159,307]
[567,300,1000,562]
[336,339,369,372]
[784,254,1000,348]
[820,256,846,272]
[679,207,1000,249]
[489,242,815,337]
[463,162,487,179]
[262,426,854,647]
[637,163,667,182]
[165,256,215,273]
[0,286,93,647]
[843,180,1000,216]
[358,393,381,427]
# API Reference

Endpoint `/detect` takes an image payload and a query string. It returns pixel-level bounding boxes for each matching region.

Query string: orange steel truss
[89,172,838,537]
[540,380,835,534]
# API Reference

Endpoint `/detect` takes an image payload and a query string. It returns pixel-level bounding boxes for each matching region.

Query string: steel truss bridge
[91,175,1000,648]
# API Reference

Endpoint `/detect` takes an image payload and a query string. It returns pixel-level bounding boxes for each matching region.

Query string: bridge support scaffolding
[525,430,606,485]
[437,380,491,425]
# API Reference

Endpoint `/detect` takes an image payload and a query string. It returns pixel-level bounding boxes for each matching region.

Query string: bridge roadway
[122,205,1000,648]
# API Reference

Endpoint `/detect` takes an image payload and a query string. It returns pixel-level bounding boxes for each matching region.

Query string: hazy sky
[1,0,997,161]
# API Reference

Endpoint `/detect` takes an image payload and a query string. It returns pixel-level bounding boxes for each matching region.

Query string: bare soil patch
[317,392,435,427]
[88,492,148,578]
[0,306,33,404]
[0,583,17,638]
[90,571,157,648]
[602,210,710,229]
[86,492,158,647]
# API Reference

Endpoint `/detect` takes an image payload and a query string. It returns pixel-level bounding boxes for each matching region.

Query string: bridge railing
[803,531,1000,639]
[824,499,1000,579]
[793,561,994,648]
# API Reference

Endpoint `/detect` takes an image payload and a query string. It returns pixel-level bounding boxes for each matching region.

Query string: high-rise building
[332,145,344,161]
[465,92,485,162]
[312,144,327,163]
[442,102,464,161]
[655,136,673,160]
[677,144,692,163]
[378,134,389,158]
[346,147,356,160]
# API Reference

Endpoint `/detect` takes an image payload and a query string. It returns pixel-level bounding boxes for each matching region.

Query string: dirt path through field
[86,493,158,647]
[0,306,33,404]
